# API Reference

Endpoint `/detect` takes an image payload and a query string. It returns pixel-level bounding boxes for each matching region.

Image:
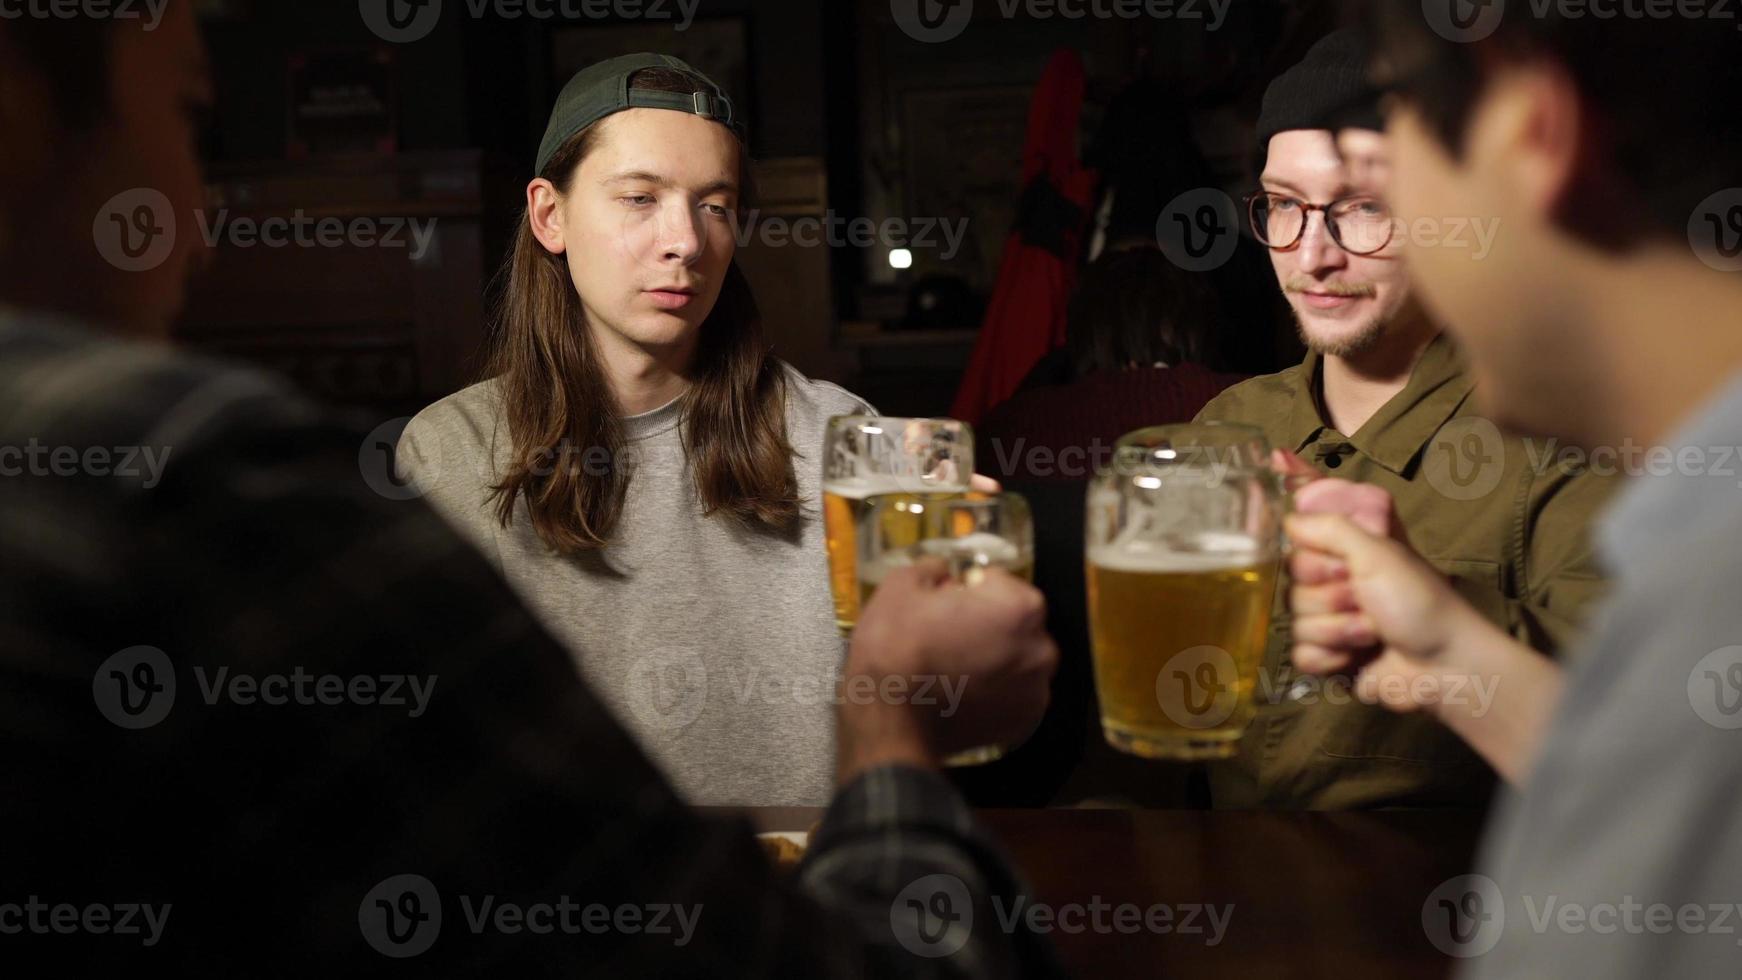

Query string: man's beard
[1285,274,1386,358]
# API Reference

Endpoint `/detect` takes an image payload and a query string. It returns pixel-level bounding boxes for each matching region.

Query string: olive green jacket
[1195,335,1615,809]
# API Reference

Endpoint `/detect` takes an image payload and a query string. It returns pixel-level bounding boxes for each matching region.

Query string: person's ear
[526,178,566,255]
[1469,60,1584,222]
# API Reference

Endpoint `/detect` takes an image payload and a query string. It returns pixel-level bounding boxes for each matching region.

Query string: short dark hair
[1065,247,1222,377]
[1354,0,1742,245]
[0,13,120,129]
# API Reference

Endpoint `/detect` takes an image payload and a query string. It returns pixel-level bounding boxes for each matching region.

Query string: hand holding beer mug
[822,416,972,634]
[1087,424,1285,759]
[859,492,1035,765]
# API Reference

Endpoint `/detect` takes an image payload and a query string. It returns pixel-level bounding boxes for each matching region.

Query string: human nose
[1294,208,1347,275]
[654,199,705,265]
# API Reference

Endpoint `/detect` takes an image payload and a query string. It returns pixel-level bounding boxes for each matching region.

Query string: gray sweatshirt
[396,364,871,805]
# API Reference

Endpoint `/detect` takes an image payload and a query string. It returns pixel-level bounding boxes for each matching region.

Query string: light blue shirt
[1462,372,1742,977]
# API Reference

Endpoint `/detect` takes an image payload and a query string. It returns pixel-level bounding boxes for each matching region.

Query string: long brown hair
[486,67,799,555]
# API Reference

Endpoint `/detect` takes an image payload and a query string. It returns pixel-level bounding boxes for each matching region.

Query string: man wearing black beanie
[1190,29,1615,811]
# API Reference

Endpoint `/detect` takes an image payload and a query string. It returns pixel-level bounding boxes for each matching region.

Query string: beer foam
[824,475,943,499]
[1089,531,1268,573]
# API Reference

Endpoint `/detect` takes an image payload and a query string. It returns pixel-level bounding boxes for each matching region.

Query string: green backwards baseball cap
[534,53,743,175]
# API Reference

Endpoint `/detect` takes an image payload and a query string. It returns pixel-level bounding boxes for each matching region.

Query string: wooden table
[715,806,1485,980]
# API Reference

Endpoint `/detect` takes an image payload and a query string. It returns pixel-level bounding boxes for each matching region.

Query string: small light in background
[888,248,914,270]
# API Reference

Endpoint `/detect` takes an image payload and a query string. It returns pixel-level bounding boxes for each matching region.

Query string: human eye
[1343,197,1388,218]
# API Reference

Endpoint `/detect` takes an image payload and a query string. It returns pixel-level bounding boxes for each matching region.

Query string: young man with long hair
[398,56,876,806]
[0,11,1060,972]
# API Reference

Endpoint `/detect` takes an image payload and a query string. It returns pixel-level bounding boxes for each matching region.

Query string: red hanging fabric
[949,48,1099,425]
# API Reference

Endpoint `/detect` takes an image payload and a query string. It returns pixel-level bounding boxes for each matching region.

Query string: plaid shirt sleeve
[0,318,1064,979]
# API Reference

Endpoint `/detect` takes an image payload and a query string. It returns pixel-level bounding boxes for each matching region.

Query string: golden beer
[1087,539,1278,759]
[858,491,1035,766]
[859,532,1035,610]
[822,416,974,635]
[824,477,958,632]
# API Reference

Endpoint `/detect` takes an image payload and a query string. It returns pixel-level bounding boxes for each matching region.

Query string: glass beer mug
[1086,423,1286,760]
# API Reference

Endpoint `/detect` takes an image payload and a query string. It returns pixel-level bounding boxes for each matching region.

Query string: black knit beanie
[1255,29,1385,172]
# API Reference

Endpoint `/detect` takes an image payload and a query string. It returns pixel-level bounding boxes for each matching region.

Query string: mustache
[1284,276,1378,299]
